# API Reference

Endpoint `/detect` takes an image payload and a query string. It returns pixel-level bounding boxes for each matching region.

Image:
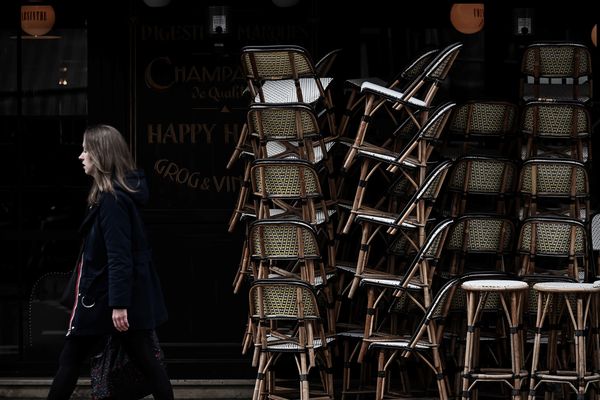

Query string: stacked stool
[461,279,529,400]
[528,281,600,399]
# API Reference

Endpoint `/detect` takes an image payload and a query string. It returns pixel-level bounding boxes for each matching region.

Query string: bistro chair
[248,279,336,400]
[517,157,590,222]
[337,47,440,138]
[355,219,454,362]
[518,100,592,163]
[231,158,337,293]
[338,42,462,174]
[240,44,337,135]
[246,219,337,328]
[443,155,517,218]
[337,160,452,299]
[227,47,341,170]
[520,42,593,104]
[339,102,454,233]
[364,271,518,400]
[227,103,337,233]
[516,215,590,281]
[441,214,516,278]
[442,100,519,159]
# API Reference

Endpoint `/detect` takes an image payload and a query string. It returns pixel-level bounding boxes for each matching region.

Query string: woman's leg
[121,330,174,400]
[47,335,102,400]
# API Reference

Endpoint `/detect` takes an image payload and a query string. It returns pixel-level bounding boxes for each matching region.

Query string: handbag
[90,332,164,400]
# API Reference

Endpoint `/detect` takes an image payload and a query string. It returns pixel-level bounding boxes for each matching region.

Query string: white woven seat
[257,77,333,103]
[361,81,427,108]
[462,279,528,292]
[533,281,599,293]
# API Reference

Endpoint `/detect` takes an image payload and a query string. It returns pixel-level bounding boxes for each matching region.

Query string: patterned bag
[90,332,164,400]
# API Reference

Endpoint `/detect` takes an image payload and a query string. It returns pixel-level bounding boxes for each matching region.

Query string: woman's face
[79,140,94,175]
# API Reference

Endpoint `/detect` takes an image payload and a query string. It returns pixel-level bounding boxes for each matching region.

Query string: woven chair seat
[533,281,599,293]
[360,275,424,291]
[356,146,419,169]
[345,77,387,89]
[462,279,528,292]
[361,81,428,108]
[265,140,335,163]
[264,334,335,352]
[257,77,333,104]
[368,337,433,351]
[355,211,419,230]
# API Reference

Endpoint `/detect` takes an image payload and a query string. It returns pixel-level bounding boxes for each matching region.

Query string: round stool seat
[533,282,600,293]
[461,279,528,292]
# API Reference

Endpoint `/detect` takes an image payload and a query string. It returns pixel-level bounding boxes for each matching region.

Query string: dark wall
[0,0,598,378]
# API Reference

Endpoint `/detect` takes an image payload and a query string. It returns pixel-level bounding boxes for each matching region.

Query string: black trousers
[47,330,174,400]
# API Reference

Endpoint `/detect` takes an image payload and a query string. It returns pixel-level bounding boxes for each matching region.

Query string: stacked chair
[516,41,599,400]
[329,42,463,400]
[227,39,600,400]
[229,44,342,400]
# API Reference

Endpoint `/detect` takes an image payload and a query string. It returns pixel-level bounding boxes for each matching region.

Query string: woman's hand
[112,308,129,332]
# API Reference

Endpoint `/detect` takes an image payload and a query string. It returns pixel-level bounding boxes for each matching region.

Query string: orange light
[450,3,484,34]
[592,24,597,47]
[21,4,55,37]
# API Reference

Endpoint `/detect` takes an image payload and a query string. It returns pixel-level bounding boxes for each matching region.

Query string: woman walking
[47,124,174,400]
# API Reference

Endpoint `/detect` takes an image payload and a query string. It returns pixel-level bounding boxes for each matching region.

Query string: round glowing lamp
[592,24,597,47]
[450,3,484,34]
[21,4,55,37]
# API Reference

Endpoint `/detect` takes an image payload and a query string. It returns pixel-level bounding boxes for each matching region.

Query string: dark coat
[67,171,168,336]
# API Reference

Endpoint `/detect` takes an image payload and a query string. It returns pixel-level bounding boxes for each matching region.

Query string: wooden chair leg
[226,123,249,170]
[228,160,252,233]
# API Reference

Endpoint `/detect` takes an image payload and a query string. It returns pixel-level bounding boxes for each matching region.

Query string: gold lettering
[140,24,205,41]
[153,158,242,192]
[147,124,161,144]
[145,60,244,92]
[146,123,216,144]
[144,57,175,91]
[213,175,228,192]
[162,124,178,143]
[223,123,240,145]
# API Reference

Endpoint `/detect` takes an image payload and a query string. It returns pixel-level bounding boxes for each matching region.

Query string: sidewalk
[0,378,254,399]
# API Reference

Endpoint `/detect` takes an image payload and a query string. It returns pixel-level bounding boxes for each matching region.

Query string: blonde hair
[83,124,137,205]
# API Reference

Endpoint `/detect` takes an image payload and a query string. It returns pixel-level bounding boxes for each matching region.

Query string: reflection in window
[0,28,87,116]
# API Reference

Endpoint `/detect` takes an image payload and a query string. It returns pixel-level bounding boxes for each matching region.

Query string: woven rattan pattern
[251,284,318,317]
[449,158,516,193]
[519,220,586,255]
[521,103,590,138]
[522,45,591,77]
[242,50,313,79]
[249,107,319,140]
[401,49,439,81]
[450,102,517,135]
[447,218,513,252]
[250,223,320,258]
[252,163,320,198]
[520,162,587,195]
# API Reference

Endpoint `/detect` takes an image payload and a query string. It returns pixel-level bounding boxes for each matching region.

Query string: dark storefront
[0,0,597,380]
